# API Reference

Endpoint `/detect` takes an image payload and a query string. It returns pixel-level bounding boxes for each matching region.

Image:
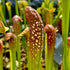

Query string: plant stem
[47,53,54,70]
[62,0,69,70]
[23,8,26,29]
[26,38,33,70]
[27,50,42,70]
[45,33,47,70]
[6,2,12,25]
[22,36,26,51]
[15,0,19,15]
[26,39,31,70]
[45,32,54,70]
[21,8,27,51]
[17,36,21,70]
[1,13,7,26]
[47,45,54,70]
[2,0,5,18]
[0,54,3,70]
[9,8,12,25]
[5,33,17,70]
[24,15,26,29]
[10,48,16,70]
[26,35,42,70]
[19,8,23,32]
[0,4,7,26]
